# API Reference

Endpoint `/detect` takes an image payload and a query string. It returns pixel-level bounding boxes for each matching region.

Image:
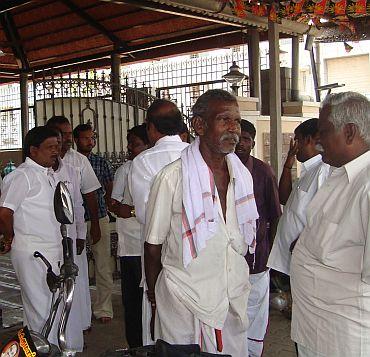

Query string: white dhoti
[11,244,84,352]
[297,344,326,357]
[247,270,270,357]
[142,281,155,346]
[154,276,248,357]
[75,249,91,330]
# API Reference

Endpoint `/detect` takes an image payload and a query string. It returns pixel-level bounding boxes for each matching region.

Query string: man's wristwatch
[130,208,136,217]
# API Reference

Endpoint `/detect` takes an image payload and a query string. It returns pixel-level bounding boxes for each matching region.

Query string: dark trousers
[120,256,143,348]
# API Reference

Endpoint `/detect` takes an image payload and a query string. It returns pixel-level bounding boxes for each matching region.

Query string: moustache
[220,133,240,144]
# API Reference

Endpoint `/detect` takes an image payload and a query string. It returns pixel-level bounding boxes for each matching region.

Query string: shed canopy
[0,0,316,81]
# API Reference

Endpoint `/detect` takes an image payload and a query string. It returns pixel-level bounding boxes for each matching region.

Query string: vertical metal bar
[94,69,101,154]
[102,88,108,154]
[291,36,299,102]
[69,69,74,128]
[310,49,320,102]
[248,29,261,107]
[118,89,123,153]
[125,76,130,130]
[20,72,29,140]
[111,89,116,153]
[42,69,47,122]
[51,68,56,117]
[77,69,82,124]
[268,19,283,179]
[134,79,138,125]
[60,71,65,116]
[32,71,38,127]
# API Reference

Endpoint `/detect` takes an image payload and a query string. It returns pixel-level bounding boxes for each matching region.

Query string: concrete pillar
[248,29,261,109]
[111,52,121,102]
[268,20,282,178]
[291,36,300,101]
[20,72,29,142]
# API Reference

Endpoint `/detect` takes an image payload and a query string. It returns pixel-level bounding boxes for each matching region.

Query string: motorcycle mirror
[54,181,74,225]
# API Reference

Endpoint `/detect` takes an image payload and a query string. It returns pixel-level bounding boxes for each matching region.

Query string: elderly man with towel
[144,89,258,356]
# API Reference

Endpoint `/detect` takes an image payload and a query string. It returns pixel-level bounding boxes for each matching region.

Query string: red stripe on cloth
[235,193,255,206]
[215,329,223,352]
[182,205,197,259]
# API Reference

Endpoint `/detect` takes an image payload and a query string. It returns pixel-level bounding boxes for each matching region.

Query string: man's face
[75,129,96,155]
[294,131,309,163]
[127,133,148,159]
[56,123,73,152]
[235,130,254,159]
[30,137,59,167]
[317,106,347,167]
[198,101,241,155]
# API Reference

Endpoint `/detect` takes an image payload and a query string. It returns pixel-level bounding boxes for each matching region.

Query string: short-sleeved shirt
[290,150,370,356]
[245,156,281,274]
[112,161,141,256]
[0,157,62,252]
[129,135,189,225]
[267,154,330,275]
[145,159,251,329]
[53,159,86,241]
[62,148,101,195]
[84,152,114,220]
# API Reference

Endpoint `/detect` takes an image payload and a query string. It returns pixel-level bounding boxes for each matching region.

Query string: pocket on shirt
[289,188,309,222]
[303,217,339,264]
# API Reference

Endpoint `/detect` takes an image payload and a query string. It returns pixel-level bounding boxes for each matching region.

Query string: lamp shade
[222,61,247,86]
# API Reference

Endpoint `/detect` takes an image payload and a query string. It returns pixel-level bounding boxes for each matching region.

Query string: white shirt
[63,148,101,194]
[290,150,370,356]
[0,158,62,252]
[112,161,141,256]
[145,159,251,329]
[53,159,87,241]
[129,135,189,225]
[267,154,330,275]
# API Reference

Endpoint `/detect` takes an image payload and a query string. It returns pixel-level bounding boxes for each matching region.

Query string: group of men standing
[0,89,369,357]
[0,116,115,352]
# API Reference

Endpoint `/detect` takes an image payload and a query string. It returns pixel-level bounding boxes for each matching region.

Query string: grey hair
[321,91,370,146]
[192,89,237,118]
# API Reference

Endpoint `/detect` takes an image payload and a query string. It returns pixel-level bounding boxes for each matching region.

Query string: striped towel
[181,137,258,268]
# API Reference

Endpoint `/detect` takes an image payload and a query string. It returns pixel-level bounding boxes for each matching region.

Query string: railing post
[20,71,29,141]
[111,52,121,102]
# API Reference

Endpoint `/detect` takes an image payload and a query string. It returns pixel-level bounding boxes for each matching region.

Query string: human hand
[0,237,12,254]
[285,138,298,169]
[90,221,101,245]
[76,239,85,255]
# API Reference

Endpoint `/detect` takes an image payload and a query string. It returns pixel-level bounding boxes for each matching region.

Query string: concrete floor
[0,254,296,356]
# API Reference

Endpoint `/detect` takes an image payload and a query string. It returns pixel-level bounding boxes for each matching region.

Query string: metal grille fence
[1,44,268,150]
[0,83,35,150]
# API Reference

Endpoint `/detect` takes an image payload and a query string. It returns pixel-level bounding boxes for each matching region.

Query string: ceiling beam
[61,0,130,52]
[104,0,245,28]
[33,26,241,70]
[0,0,32,14]
[0,11,30,70]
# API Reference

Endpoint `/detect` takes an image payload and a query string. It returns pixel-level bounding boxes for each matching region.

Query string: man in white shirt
[0,127,63,347]
[144,89,258,356]
[128,99,189,345]
[129,99,189,225]
[52,130,89,351]
[46,116,101,328]
[290,92,370,357]
[46,116,101,247]
[111,124,149,347]
[267,118,330,276]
